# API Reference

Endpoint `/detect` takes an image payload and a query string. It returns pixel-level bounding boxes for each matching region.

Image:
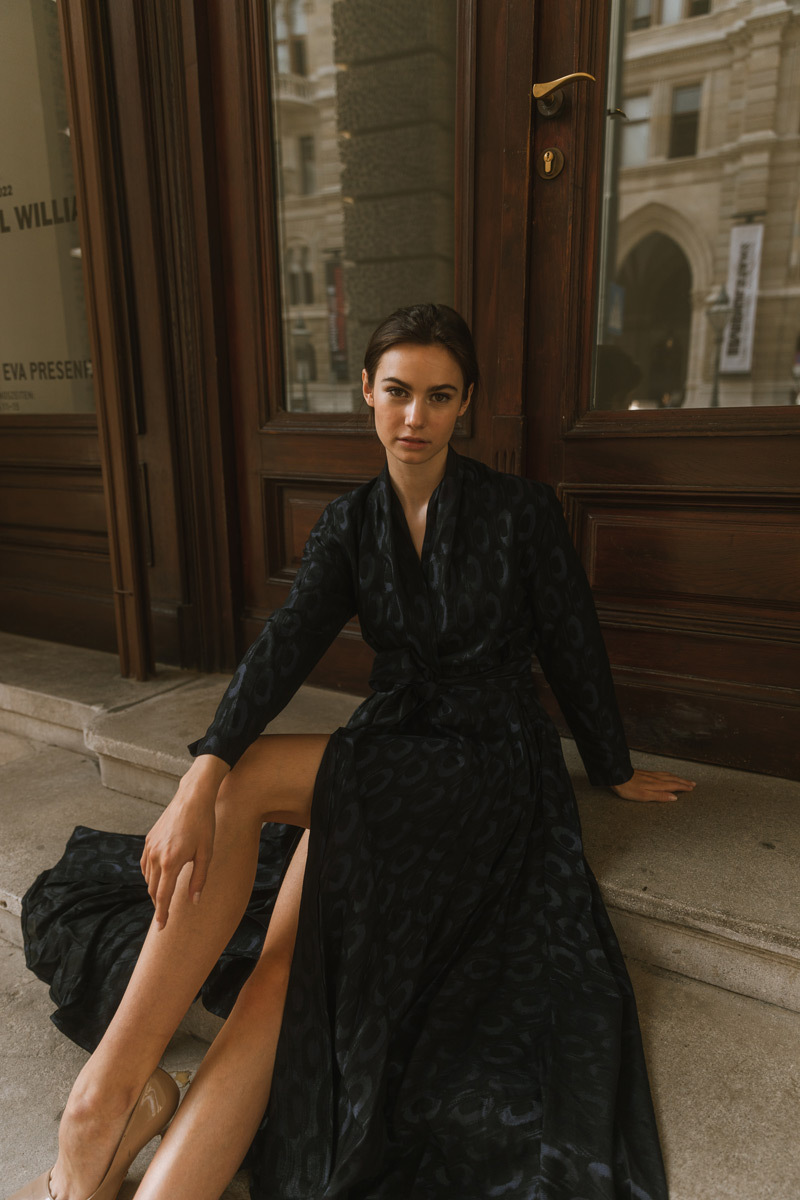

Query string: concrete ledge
[0,941,249,1196]
[0,747,161,935]
[569,741,800,1010]
[0,632,198,758]
[86,677,363,804]
[2,633,800,1021]
[611,907,800,1014]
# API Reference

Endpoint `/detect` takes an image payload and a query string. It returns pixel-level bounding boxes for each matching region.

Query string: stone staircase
[1,631,798,1199]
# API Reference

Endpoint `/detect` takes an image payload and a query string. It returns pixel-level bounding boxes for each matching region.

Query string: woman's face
[362,343,472,471]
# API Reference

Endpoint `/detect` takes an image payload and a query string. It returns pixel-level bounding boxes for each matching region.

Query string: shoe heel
[85,1068,181,1200]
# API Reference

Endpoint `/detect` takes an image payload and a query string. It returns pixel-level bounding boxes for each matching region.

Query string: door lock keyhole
[537,147,565,179]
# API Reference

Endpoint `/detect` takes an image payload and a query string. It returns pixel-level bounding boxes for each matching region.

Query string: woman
[13,304,694,1200]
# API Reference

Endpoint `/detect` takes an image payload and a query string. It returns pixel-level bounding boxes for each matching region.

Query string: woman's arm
[189,500,357,768]
[142,501,357,924]
[525,485,694,801]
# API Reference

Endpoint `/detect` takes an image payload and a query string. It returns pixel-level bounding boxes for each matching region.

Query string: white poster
[0,2,94,414]
[720,223,763,375]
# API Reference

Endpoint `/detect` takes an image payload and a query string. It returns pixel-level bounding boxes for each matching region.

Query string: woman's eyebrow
[381,376,458,392]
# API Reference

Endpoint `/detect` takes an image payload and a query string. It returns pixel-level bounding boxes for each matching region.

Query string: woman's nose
[405,398,425,427]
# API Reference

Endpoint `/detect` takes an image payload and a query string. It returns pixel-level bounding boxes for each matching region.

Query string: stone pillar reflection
[332,0,456,397]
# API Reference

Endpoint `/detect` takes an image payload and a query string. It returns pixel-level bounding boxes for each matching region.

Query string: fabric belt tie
[369,654,534,705]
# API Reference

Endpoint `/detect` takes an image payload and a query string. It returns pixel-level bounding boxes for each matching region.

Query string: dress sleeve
[188,501,357,769]
[526,484,634,787]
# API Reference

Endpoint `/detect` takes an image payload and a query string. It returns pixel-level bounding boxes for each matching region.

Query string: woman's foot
[47,1068,179,1200]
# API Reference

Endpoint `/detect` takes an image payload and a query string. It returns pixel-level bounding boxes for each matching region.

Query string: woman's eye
[431,393,452,404]
[387,387,406,397]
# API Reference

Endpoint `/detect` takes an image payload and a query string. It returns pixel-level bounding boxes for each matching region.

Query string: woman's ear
[458,382,474,417]
[362,368,374,407]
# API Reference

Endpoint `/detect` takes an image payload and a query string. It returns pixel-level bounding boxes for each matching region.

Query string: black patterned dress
[23,448,668,1200]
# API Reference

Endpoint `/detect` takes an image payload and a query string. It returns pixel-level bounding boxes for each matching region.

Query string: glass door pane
[267,0,457,412]
[593,0,800,410]
[0,0,94,414]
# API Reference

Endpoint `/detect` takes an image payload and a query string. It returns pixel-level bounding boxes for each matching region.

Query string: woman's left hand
[611,769,696,803]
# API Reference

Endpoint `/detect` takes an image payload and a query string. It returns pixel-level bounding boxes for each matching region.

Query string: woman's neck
[385,445,449,515]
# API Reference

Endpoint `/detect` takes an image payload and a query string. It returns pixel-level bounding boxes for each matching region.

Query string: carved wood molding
[560,484,800,644]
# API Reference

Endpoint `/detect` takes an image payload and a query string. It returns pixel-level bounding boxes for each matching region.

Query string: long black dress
[22,447,668,1200]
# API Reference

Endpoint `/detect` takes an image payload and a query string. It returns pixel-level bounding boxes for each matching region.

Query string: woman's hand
[611,768,696,803]
[140,754,230,928]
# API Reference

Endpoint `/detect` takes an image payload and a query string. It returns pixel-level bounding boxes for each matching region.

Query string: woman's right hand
[140,754,230,929]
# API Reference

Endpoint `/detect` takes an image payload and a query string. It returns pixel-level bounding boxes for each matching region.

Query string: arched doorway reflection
[595,232,692,410]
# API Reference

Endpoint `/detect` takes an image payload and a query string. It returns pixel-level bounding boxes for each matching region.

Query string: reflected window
[668,84,701,158]
[287,245,314,306]
[689,0,711,15]
[0,2,94,415]
[299,135,316,195]
[661,0,684,24]
[621,95,651,167]
[594,0,799,409]
[631,0,652,31]
[275,0,308,77]
[267,0,457,413]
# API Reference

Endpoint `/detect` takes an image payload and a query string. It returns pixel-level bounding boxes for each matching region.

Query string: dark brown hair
[363,304,480,401]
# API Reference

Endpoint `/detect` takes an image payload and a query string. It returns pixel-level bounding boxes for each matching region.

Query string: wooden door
[206,0,538,688]
[527,0,800,779]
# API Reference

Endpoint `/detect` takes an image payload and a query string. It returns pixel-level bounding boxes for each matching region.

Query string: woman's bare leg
[48,733,328,1200]
[134,830,309,1200]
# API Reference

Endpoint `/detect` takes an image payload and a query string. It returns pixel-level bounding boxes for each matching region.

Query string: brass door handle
[533,71,596,117]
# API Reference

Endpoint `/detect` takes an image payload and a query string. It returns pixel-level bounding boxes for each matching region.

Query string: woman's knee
[214,735,326,828]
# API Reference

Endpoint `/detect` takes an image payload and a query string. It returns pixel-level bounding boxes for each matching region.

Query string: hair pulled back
[363,304,480,401]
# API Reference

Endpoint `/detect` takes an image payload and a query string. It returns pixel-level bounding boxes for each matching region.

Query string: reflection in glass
[594,0,800,410]
[0,1,94,414]
[267,0,457,412]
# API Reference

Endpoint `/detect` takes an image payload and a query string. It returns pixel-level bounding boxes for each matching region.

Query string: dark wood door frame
[103,0,243,672]
[51,0,247,675]
[59,0,152,679]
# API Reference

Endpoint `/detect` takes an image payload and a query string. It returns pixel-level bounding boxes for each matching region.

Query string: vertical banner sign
[720,223,764,374]
[0,2,94,414]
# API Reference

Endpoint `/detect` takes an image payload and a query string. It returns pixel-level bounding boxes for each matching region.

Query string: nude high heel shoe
[6,1067,180,1200]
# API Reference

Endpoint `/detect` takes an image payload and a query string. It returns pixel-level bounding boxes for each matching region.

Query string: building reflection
[269,0,456,413]
[595,0,800,409]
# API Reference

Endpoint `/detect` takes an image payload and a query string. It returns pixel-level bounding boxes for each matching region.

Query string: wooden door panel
[567,492,800,610]
[564,435,799,492]
[263,481,344,581]
[528,0,800,778]
[0,415,115,650]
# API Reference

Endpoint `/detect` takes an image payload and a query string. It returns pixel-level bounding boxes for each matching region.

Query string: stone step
[0,632,198,755]
[2,932,798,1199]
[0,939,248,1198]
[569,741,800,1015]
[0,732,223,1045]
[1,633,799,1018]
[85,674,363,804]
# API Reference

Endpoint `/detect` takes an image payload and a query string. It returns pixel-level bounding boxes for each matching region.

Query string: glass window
[299,135,316,195]
[631,0,653,30]
[268,0,457,413]
[689,0,711,15]
[0,2,94,414]
[668,84,701,158]
[275,0,308,77]
[621,94,651,167]
[594,0,800,410]
[661,0,684,24]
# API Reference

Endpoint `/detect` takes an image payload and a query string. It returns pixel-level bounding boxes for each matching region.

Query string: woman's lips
[399,437,428,446]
